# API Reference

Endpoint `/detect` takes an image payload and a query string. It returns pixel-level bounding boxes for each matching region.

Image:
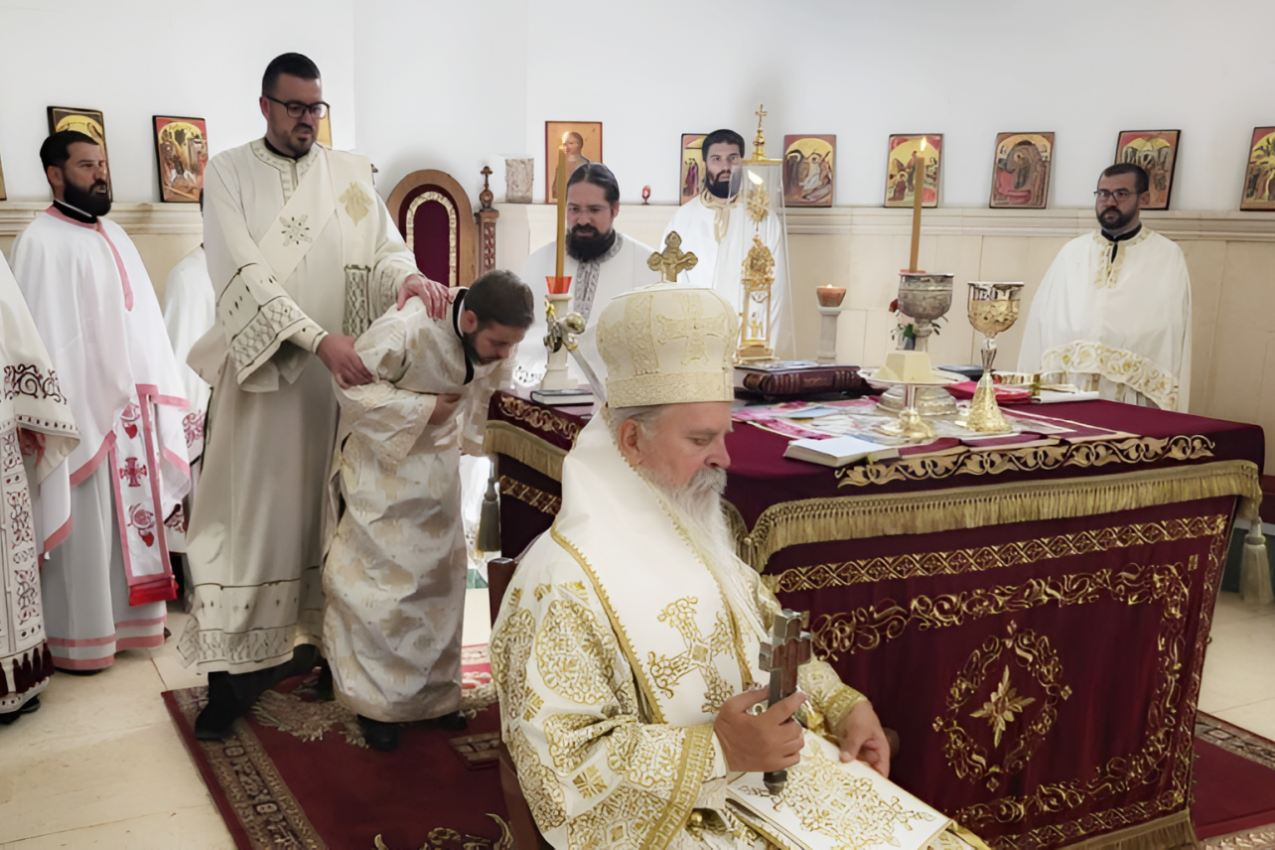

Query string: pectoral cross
[648,231,699,283]
[758,608,812,795]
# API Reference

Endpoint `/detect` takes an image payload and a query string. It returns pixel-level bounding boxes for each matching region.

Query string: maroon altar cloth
[484,392,1265,849]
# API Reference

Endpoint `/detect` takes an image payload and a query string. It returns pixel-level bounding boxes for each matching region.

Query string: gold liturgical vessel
[733,104,787,363]
[963,282,1024,432]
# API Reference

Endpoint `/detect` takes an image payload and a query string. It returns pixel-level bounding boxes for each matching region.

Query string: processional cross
[758,608,812,795]
[648,231,698,282]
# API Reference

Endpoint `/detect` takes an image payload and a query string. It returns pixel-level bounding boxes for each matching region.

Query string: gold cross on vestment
[656,293,732,364]
[647,231,699,282]
[648,597,736,713]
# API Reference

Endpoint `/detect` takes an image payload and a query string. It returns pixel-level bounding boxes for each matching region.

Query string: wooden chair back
[386,169,476,289]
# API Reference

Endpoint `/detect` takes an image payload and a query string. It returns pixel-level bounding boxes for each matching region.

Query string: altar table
[483,392,1265,850]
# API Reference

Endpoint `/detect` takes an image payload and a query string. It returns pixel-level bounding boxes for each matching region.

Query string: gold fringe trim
[740,460,1261,571]
[1060,808,1195,850]
[483,420,567,481]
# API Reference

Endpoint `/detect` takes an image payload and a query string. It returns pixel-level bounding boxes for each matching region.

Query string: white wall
[0,0,357,203]
[4,1,1274,213]
[518,0,1275,210]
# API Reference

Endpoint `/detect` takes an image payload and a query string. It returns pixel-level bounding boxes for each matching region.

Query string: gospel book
[726,736,985,850]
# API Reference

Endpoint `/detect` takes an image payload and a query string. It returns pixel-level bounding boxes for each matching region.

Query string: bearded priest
[11,131,191,671]
[663,128,794,359]
[491,283,901,849]
[178,52,449,738]
[1018,163,1192,410]
[515,163,654,394]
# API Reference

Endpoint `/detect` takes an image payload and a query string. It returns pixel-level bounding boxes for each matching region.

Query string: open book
[726,736,987,850]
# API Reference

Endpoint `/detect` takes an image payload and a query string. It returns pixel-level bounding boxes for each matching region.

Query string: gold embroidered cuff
[822,685,868,733]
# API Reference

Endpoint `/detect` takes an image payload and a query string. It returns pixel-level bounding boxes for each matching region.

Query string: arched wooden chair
[487,556,552,850]
[387,169,477,289]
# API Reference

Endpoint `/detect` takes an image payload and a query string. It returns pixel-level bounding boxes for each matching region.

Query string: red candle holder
[546,276,572,295]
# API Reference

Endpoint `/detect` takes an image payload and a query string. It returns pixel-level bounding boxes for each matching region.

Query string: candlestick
[908,139,927,272]
[554,147,568,280]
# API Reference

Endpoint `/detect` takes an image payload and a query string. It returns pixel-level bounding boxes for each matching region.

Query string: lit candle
[908,138,927,273]
[816,283,847,307]
[554,147,568,281]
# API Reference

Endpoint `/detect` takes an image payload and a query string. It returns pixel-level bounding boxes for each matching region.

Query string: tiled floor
[0,590,1270,848]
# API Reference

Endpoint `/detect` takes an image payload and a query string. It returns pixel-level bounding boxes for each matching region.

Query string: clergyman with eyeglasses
[1017,163,1192,411]
[177,52,451,739]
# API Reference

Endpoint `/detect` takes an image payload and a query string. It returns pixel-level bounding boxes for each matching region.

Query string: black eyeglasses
[265,95,329,120]
[1094,189,1135,201]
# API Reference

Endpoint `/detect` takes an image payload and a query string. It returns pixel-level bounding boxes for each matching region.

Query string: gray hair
[605,404,671,442]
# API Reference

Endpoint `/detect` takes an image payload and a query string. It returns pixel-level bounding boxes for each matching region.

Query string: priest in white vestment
[324,271,532,751]
[492,282,916,849]
[161,194,216,556]
[11,131,190,672]
[0,252,79,722]
[178,53,448,738]
[663,129,795,360]
[1018,163,1192,411]
[515,163,655,394]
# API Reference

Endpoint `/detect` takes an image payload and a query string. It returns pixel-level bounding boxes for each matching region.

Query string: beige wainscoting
[0,202,202,305]
[497,203,1275,470]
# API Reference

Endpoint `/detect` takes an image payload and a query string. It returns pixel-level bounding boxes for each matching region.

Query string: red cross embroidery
[119,457,147,487]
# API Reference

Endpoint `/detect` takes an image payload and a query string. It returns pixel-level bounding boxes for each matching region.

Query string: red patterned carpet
[165,649,1275,850]
[163,646,510,850]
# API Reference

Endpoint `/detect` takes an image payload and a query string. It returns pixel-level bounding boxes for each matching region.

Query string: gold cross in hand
[648,231,699,283]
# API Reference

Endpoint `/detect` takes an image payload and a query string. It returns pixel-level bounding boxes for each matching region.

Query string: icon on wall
[153,116,208,203]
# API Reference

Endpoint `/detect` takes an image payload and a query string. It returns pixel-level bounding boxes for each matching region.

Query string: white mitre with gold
[596,282,739,407]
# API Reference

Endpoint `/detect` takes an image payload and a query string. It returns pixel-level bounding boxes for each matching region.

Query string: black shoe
[194,698,240,741]
[359,715,401,751]
[0,695,41,725]
[435,710,468,732]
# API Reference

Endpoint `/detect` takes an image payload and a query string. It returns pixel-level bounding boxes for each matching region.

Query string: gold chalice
[963,282,1024,432]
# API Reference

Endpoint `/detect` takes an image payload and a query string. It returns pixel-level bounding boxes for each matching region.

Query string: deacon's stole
[200,141,411,391]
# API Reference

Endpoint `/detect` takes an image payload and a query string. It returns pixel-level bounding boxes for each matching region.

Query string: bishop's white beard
[641,465,768,643]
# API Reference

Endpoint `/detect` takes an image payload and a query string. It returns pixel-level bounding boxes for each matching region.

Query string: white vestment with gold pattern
[491,414,871,849]
[1017,228,1192,411]
[323,296,509,722]
[663,191,795,360]
[180,139,420,674]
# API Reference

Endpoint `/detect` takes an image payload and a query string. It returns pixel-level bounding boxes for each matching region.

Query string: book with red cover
[734,361,866,398]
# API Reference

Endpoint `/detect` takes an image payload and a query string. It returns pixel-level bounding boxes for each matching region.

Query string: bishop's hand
[317,334,374,389]
[397,273,450,319]
[428,393,462,425]
[835,699,891,778]
[713,688,807,774]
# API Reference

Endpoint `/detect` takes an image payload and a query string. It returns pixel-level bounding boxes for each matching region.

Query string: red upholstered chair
[387,170,478,289]
[487,556,552,850]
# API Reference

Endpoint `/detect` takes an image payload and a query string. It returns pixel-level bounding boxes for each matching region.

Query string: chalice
[963,282,1024,432]
[877,272,957,417]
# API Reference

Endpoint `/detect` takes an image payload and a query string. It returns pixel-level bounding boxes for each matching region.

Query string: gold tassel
[1239,496,1274,604]
[476,460,502,554]
[1061,808,1196,850]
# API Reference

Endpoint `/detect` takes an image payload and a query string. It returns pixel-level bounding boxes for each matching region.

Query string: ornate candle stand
[539,279,585,391]
[816,285,847,364]
[877,272,957,416]
[963,282,1024,432]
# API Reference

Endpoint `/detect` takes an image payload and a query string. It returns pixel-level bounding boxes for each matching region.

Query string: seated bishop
[1017,163,1192,410]
[515,163,654,394]
[491,281,940,849]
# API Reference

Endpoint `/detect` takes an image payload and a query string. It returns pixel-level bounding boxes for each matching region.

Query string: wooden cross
[648,231,698,283]
[758,608,812,795]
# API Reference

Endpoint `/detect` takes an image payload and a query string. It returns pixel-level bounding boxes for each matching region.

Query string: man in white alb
[664,128,794,359]
[11,131,190,672]
[516,163,655,395]
[1018,163,1192,410]
[178,52,448,737]
[324,271,532,751]
[161,190,216,565]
